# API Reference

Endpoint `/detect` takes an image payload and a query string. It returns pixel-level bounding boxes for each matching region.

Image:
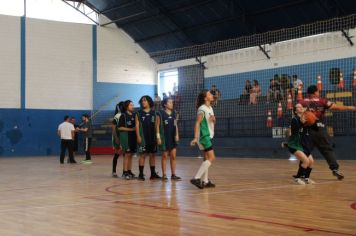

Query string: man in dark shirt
[300,85,356,180]
[78,114,93,163]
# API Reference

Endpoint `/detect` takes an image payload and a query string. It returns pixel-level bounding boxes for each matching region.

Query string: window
[0,0,94,24]
[158,69,178,99]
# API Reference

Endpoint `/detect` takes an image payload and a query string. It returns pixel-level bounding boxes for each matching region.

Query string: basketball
[303,111,317,126]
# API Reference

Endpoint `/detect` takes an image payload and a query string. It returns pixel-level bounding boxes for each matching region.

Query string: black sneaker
[190,178,204,189]
[150,172,162,180]
[332,169,344,180]
[112,172,118,178]
[138,174,145,181]
[162,175,168,181]
[204,180,216,188]
[171,175,182,181]
[124,173,132,180]
[128,171,136,178]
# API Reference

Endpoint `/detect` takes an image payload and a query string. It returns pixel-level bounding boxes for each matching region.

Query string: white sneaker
[304,178,315,184]
[294,178,306,185]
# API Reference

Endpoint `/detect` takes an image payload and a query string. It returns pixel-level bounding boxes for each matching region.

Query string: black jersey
[158,110,177,151]
[137,109,156,147]
[119,112,137,152]
[288,116,314,156]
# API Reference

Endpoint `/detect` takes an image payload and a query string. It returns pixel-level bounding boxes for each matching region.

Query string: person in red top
[300,85,356,180]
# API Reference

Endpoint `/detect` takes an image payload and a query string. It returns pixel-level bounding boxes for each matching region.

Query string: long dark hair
[196,89,209,109]
[139,95,154,108]
[161,97,172,109]
[123,100,132,112]
[115,101,125,115]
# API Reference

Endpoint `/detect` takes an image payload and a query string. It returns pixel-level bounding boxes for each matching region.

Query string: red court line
[100,199,355,236]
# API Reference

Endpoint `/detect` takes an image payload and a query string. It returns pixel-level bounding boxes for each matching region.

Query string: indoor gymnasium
[1,0,356,235]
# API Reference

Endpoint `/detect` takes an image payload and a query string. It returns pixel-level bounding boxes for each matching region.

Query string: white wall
[97,25,156,85]
[157,29,356,77]
[0,15,21,108]
[26,18,92,110]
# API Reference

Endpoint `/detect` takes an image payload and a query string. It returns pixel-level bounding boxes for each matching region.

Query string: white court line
[0,178,354,214]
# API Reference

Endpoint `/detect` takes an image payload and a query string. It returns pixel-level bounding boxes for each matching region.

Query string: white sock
[194,160,211,179]
[202,169,209,184]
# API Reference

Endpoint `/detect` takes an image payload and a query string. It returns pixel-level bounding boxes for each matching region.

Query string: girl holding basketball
[190,89,216,189]
[156,98,181,181]
[286,103,315,184]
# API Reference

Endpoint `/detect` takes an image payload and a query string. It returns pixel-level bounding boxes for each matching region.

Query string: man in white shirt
[58,115,76,164]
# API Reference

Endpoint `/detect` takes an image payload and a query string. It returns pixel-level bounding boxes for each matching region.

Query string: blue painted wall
[93,82,156,111]
[205,57,356,100]
[0,109,89,156]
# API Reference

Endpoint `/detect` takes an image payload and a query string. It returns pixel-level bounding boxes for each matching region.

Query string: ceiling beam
[116,0,216,26]
[135,0,312,43]
[100,0,141,14]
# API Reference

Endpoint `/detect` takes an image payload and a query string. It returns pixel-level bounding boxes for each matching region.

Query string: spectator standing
[58,115,76,164]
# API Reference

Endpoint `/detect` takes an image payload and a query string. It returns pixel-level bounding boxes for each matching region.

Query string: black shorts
[139,144,157,154]
[288,147,311,157]
[125,145,137,154]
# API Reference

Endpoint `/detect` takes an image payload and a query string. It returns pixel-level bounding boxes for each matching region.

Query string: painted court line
[0,181,355,235]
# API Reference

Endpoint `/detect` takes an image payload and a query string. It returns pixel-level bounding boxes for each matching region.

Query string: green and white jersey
[113,113,121,125]
[197,104,214,150]
[112,113,121,148]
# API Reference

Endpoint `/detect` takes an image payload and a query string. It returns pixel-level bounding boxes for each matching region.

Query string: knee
[302,158,309,166]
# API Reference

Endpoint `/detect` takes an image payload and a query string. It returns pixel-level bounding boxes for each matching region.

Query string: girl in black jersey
[119,100,137,180]
[156,98,181,181]
[285,104,315,184]
[111,101,124,178]
[135,95,161,181]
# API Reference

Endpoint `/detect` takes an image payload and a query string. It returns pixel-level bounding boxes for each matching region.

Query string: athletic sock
[202,169,209,184]
[299,167,307,178]
[305,167,312,178]
[150,166,155,175]
[139,165,144,176]
[112,154,119,173]
[194,160,211,179]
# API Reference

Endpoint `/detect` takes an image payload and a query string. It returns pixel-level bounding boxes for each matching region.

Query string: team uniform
[300,97,340,172]
[119,112,137,153]
[197,104,214,151]
[137,110,157,153]
[286,115,315,184]
[112,113,121,149]
[157,110,177,151]
[111,112,122,176]
[287,117,313,156]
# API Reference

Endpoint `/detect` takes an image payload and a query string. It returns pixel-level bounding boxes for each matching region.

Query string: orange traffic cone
[287,93,293,110]
[317,74,323,91]
[277,102,283,119]
[266,110,273,128]
[338,72,345,89]
[297,85,303,101]
[353,68,356,87]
